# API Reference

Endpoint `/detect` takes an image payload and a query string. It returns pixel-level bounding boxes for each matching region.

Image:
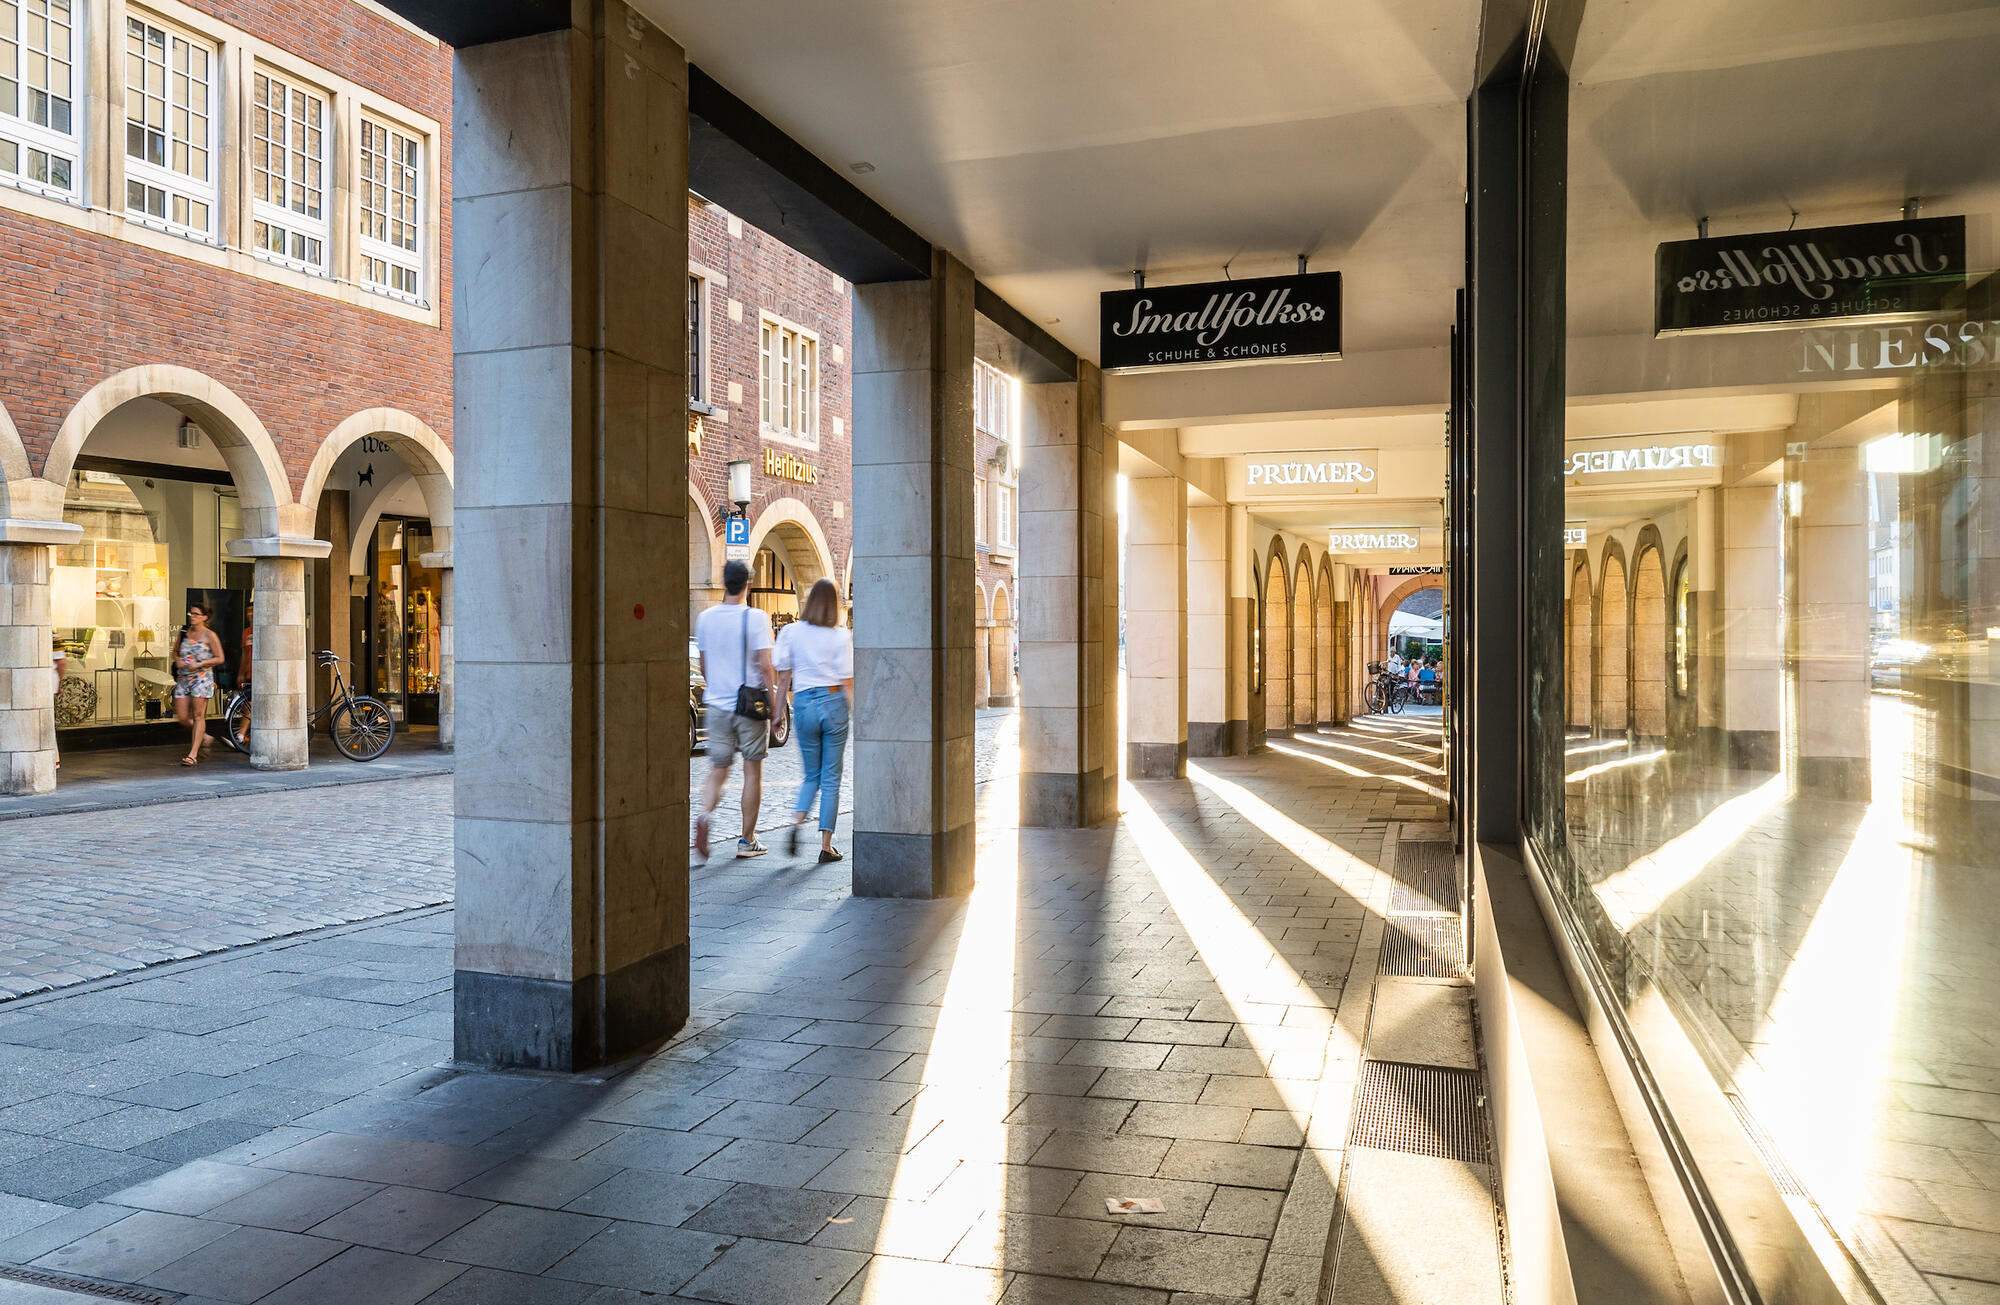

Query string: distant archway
[1292,555,1314,727]
[989,583,1014,704]
[1317,557,1336,722]
[302,408,453,533]
[1567,559,1593,731]
[1264,546,1291,735]
[1596,549,1629,737]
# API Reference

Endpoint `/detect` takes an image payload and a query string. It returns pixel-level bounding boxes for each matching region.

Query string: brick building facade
[0,0,454,791]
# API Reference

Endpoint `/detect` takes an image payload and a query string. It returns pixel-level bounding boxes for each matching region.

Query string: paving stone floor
[0,714,1489,1305]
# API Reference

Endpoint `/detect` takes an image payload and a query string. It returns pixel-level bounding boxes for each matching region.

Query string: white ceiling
[637,0,1481,364]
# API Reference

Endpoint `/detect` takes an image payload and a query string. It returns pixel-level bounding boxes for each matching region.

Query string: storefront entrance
[361,517,442,726]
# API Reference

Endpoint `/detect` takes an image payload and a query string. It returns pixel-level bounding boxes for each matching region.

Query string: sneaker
[737,838,769,859]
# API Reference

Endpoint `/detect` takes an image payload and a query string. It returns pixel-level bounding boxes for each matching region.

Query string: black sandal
[817,847,843,863]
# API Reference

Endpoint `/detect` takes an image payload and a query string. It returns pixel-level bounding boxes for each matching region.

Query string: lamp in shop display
[728,457,753,511]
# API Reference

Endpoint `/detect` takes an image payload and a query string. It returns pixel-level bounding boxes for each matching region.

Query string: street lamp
[727,457,752,512]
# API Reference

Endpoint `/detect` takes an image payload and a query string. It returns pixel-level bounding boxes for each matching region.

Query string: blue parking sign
[725,516,750,547]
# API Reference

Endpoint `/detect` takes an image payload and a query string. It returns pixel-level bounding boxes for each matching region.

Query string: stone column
[850,251,977,896]
[1230,504,1257,750]
[1125,474,1186,778]
[0,481,79,795]
[311,490,352,719]
[1791,403,1872,799]
[1020,363,1119,824]
[249,555,310,770]
[973,617,991,709]
[1187,503,1230,754]
[1719,436,1785,772]
[1330,562,1351,724]
[451,2,692,1069]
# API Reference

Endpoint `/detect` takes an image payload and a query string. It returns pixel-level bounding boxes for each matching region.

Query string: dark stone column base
[1797,755,1871,801]
[1022,768,1120,828]
[987,694,1018,707]
[1128,740,1187,779]
[455,942,689,1072]
[1227,719,1249,755]
[1720,727,1781,772]
[1187,721,1229,757]
[852,823,975,898]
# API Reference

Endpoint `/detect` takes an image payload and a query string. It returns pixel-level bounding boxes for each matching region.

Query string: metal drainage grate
[0,1264,181,1303]
[1347,1060,1491,1164]
[1388,842,1459,914]
[1380,918,1464,978]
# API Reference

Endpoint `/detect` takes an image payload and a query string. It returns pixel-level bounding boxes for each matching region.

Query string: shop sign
[1245,456,1376,489]
[1100,271,1342,372]
[1389,566,1442,575]
[1328,530,1419,553]
[1655,216,1965,336]
[1563,526,1587,547]
[763,449,819,485]
[1564,443,1718,477]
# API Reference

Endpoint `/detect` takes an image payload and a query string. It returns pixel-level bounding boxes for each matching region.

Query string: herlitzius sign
[1101,271,1341,372]
[1655,216,1964,336]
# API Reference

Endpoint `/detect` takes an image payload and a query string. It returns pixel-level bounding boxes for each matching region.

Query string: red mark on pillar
[633,604,645,620]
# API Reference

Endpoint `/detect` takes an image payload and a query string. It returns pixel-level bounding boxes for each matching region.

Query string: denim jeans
[792,686,850,833]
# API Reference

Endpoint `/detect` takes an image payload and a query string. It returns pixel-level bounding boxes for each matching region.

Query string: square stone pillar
[1328,562,1351,724]
[1020,364,1118,825]
[1718,437,1785,771]
[452,2,692,1069]
[1791,415,1871,799]
[973,620,991,709]
[850,250,977,898]
[1187,503,1231,754]
[1,485,81,795]
[1125,474,1187,778]
[250,556,309,771]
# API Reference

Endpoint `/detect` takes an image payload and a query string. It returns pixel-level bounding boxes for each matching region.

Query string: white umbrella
[1388,610,1443,637]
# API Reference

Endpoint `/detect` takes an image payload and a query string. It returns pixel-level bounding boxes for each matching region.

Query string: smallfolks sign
[1101,271,1342,371]
[1655,216,1964,335]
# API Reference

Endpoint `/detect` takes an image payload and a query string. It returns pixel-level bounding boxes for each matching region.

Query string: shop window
[0,0,81,197]
[975,358,1013,440]
[749,546,799,623]
[369,518,442,724]
[994,482,1014,551]
[251,69,327,272]
[124,13,215,237]
[759,315,818,444]
[687,273,706,404]
[359,115,423,301]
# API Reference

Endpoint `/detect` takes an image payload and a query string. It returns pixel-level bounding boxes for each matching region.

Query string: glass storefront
[368,517,442,725]
[53,464,245,730]
[749,544,799,631]
[1536,8,2000,1298]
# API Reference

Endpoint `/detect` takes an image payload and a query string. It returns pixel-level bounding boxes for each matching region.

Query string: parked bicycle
[1361,662,1409,715]
[219,651,396,761]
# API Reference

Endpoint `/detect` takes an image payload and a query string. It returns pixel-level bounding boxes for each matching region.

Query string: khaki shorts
[705,704,769,766]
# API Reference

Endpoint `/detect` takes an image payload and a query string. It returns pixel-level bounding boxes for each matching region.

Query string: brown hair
[801,578,840,628]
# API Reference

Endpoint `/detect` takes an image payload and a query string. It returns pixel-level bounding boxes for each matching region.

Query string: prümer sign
[1328,530,1418,553]
[1101,271,1341,372]
[1656,216,1964,335]
[1246,459,1374,487]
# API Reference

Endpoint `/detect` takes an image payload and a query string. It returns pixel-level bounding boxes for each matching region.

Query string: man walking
[694,559,785,861]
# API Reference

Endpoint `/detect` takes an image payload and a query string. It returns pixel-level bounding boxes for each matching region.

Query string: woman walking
[773,578,854,863]
[173,602,225,766]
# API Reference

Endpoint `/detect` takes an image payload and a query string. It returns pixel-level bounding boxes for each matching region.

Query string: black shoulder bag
[733,606,772,721]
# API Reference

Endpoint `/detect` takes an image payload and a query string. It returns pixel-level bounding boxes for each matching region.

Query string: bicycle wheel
[331,696,396,761]
[1388,684,1406,714]
[223,691,252,753]
[1363,681,1382,714]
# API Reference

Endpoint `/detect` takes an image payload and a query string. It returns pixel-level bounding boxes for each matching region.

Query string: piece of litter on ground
[827,1217,853,1224]
[1107,1197,1165,1215]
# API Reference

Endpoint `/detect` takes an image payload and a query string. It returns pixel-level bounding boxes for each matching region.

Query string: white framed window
[0,0,82,197]
[359,114,423,301]
[759,315,819,443]
[975,358,1013,440]
[124,13,216,237]
[687,272,706,404]
[251,69,327,271]
[995,482,1015,551]
[974,476,987,545]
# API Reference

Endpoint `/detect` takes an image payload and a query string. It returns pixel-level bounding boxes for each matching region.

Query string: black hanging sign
[1655,216,1964,336]
[1100,271,1341,372]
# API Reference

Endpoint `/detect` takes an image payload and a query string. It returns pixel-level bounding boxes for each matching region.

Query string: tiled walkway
[0,719,1500,1305]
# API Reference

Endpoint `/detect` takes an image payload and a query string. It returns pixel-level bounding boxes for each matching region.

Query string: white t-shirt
[773,621,853,692]
[695,602,774,709]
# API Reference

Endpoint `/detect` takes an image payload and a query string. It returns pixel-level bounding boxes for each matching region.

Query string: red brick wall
[0,0,452,495]
[688,197,853,587]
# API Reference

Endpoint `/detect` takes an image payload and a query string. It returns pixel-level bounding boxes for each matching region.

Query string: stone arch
[0,396,31,517]
[1292,554,1315,728]
[1317,557,1337,723]
[1631,536,1669,739]
[1595,543,1629,738]
[45,366,292,530]
[1667,537,1694,736]
[1264,541,1291,736]
[301,409,453,534]
[989,582,1014,704]
[688,485,720,594]
[1377,573,1443,666]
[1567,556,1593,731]
[747,496,834,591]
[348,473,419,577]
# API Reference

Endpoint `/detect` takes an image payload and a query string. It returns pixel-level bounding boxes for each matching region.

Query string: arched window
[1672,559,1692,696]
